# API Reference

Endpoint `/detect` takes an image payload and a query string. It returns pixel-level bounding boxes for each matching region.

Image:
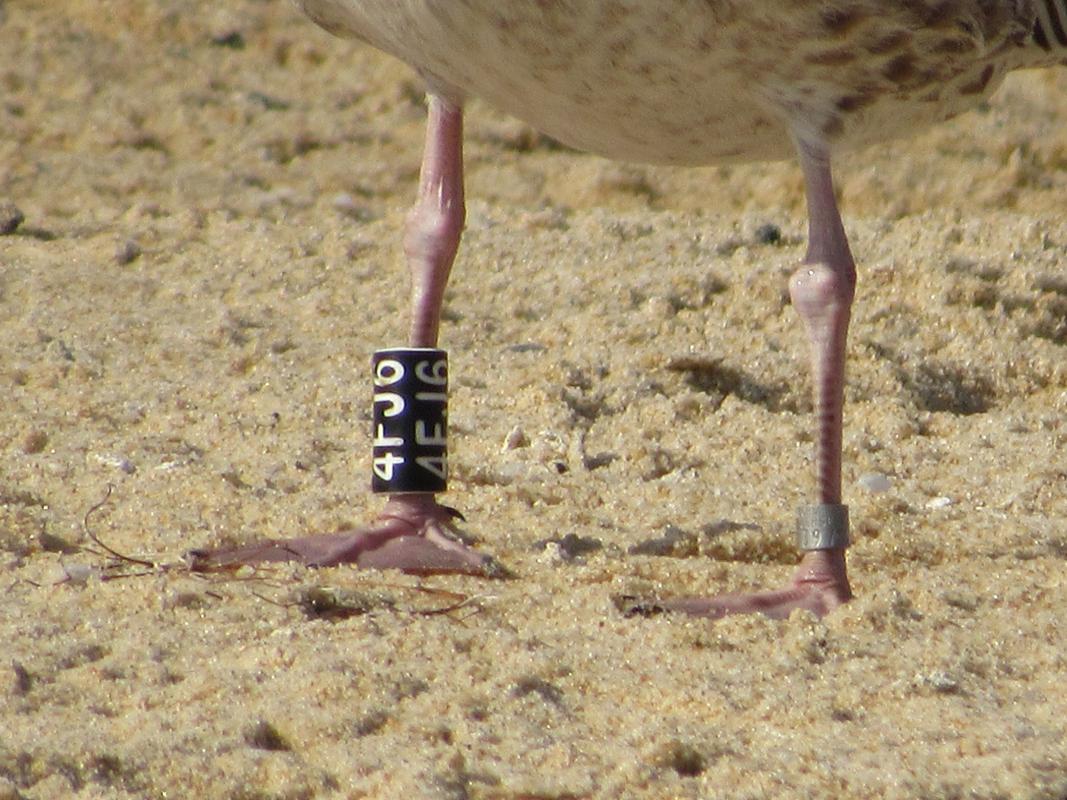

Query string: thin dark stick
[81,484,155,568]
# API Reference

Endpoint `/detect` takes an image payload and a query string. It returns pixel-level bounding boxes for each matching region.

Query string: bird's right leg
[189,94,507,577]
[626,139,855,619]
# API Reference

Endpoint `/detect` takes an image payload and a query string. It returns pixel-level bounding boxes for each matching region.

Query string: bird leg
[189,95,506,577]
[636,141,855,620]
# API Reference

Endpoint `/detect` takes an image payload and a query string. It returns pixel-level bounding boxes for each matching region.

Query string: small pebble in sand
[21,430,49,455]
[536,534,603,562]
[115,239,142,265]
[857,472,892,494]
[502,425,529,451]
[537,541,566,566]
[926,496,954,510]
[244,720,291,752]
[0,201,24,235]
[752,222,782,246]
[94,453,137,474]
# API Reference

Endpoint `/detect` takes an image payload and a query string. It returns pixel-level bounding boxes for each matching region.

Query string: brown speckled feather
[297,0,1058,163]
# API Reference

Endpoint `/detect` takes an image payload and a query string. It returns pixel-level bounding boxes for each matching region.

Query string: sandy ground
[2,2,1066,798]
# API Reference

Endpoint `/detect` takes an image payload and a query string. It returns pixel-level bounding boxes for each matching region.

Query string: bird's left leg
[633,140,855,619]
[189,94,506,577]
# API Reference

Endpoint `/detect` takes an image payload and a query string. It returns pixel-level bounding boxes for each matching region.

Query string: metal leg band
[795,504,850,550]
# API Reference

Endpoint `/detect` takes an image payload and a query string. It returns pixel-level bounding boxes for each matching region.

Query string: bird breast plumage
[297,0,1042,164]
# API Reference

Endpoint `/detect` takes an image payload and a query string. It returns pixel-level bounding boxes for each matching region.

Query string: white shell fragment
[58,563,98,584]
[857,472,892,493]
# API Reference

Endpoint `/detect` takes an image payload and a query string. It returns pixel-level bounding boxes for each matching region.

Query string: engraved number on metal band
[795,504,850,550]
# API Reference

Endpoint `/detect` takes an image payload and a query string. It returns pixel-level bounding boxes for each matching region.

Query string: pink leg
[190,96,507,578]
[641,140,855,620]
